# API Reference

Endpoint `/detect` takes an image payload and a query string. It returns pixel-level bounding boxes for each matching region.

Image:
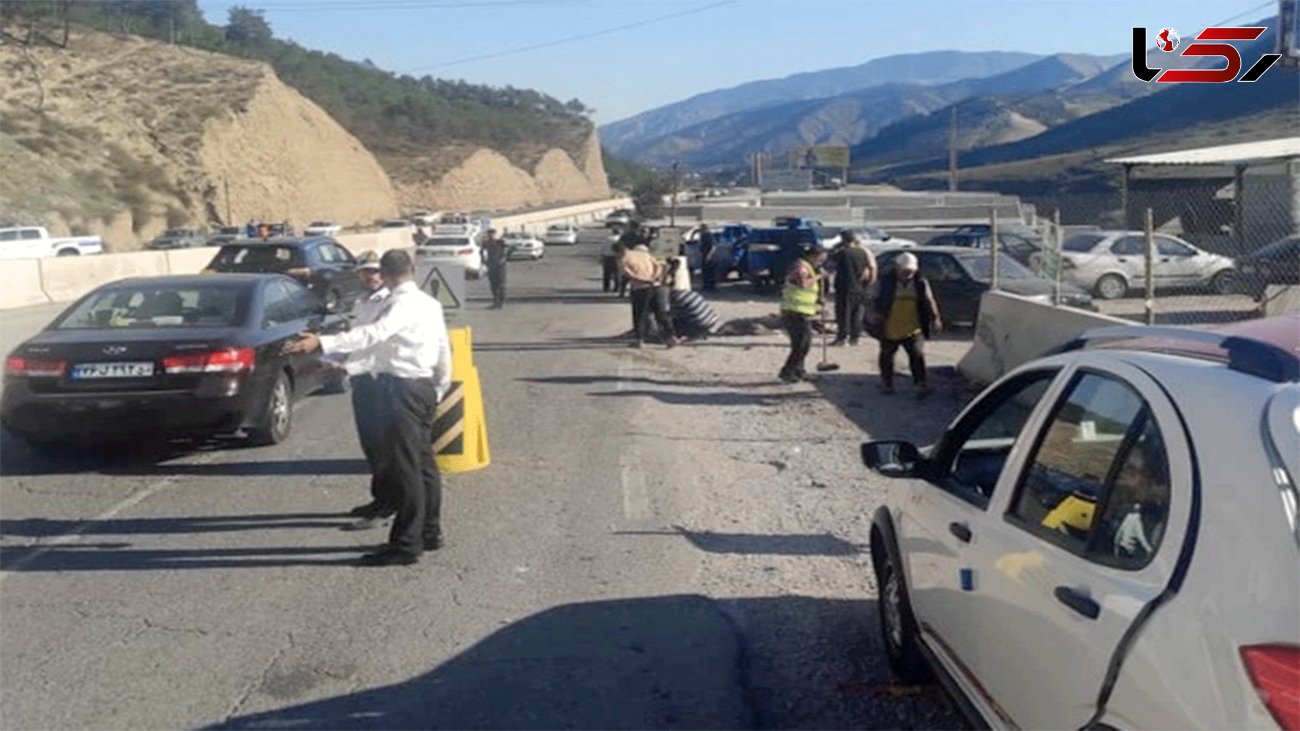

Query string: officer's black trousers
[379,375,442,557]
[350,374,391,512]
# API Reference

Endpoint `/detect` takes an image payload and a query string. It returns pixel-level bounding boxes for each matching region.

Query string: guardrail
[0,197,632,310]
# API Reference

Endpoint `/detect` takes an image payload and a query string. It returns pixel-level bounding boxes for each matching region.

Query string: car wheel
[1095,273,1128,300]
[1210,269,1238,295]
[56,249,79,257]
[248,371,292,446]
[873,540,932,683]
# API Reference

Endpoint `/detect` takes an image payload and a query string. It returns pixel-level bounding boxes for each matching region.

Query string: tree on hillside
[631,177,670,219]
[225,6,271,46]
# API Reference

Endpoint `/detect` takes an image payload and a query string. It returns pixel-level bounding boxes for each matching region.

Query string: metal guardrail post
[1052,210,1062,306]
[990,208,1000,291]
[1145,208,1155,326]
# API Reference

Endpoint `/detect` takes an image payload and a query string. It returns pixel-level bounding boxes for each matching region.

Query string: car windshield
[210,245,302,271]
[55,284,247,329]
[309,221,332,227]
[959,253,1034,281]
[1063,233,1107,252]
[427,237,471,247]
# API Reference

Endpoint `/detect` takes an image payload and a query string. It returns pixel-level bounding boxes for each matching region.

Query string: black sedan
[205,237,364,314]
[2,274,347,450]
[876,246,1094,327]
[1237,235,1300,299]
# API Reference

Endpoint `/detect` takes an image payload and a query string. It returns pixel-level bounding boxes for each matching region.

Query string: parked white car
[303,220,342,236]
[504,231,545,261]
[861,317,1300,730]
[1056,230,1237,300]
[416,234,483,278]
[0,226,103,259]
[380,219,414,233]
[433,212,481,239]
[543,224,579,246]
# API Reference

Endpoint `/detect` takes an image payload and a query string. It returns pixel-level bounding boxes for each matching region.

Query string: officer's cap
[356,250,382,270]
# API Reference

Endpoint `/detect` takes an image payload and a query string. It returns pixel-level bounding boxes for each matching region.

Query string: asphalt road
[0,229,966,730]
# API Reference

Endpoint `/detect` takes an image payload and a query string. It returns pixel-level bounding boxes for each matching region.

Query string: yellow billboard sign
[789,145,850,169]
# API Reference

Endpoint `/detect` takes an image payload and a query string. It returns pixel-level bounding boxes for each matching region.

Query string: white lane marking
[0,450,220,581]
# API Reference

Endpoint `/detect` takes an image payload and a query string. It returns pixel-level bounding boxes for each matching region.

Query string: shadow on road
[207,594,965,731]
[0,511,353,540]
[102,458,370,478]
[809,365,969,444]
[591,389,817,408]
[521,375,772,389]
[0,543,370,571]
[615,526,865,557]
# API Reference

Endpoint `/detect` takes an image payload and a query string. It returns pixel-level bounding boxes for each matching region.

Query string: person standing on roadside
[697,223,718,291]
[829,229,876,346]
[284,250,452,567]
[778,244,825,383]
[329,251,393,531]
[622,242,677,348]
[602,238,624,294]
[874,251,942,397]
[481,228,509,309]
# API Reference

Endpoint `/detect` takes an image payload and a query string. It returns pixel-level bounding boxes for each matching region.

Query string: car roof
[219,237,333,248]
[882,245,977,255]
[106,274,271,289]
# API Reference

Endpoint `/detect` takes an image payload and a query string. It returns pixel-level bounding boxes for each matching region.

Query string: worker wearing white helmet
[871,251,942,397]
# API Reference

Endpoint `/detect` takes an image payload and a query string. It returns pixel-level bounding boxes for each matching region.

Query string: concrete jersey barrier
[958,291,1131,387]
[38,251,171,305]
[0,259,51,309]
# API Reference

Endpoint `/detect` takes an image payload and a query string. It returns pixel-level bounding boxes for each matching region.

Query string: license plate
[70,362,155,379]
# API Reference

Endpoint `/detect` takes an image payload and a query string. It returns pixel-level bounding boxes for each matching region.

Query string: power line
[403,0,737,72]
[1209,0,1277,27]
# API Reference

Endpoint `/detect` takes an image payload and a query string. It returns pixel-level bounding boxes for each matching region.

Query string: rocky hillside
[0,6,611,248]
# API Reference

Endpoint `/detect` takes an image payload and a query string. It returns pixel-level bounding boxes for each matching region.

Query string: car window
[0,231,17,242]
[19,229,41,240]
[263,280,299,328]
[935,370,1058,507]
[920,254,966,282]
[1009,373,1149,556]
[56,284,246,329]
[1087,416,1171,569]
[331,245,355,264]
[1156,237,1195,257]
[285,281,321,320]
[1110,236,1145,256]
[1063,233,1106,253]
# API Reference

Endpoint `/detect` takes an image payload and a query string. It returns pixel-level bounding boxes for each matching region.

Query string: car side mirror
[861,441,923,478]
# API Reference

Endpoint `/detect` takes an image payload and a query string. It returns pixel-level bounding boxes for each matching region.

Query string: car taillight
[5,355,68,377]
[1242,645,1300,730]
[457,248,474,255]
[162,348,255,375]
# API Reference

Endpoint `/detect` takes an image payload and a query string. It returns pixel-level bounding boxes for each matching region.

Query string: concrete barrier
[39,251,170,304]
[959,291,1131,386]
[1263,285,1300,316]
[164,246,221,275]
[0,259,51,309]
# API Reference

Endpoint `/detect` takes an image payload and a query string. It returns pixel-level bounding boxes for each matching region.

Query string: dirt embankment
[0,30,399,248]
[394,128,611,213]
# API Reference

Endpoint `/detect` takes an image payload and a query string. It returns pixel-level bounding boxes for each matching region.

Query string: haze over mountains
[602,20,1296,181]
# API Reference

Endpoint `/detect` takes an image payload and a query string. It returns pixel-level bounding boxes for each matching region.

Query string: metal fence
[982,169,1299,326]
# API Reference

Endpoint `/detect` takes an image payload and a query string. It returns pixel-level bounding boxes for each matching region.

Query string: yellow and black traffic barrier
[433,326,490,473]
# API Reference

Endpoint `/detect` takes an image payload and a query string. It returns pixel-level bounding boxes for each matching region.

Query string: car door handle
[948,522,972,543]
[1054,586,1100,620]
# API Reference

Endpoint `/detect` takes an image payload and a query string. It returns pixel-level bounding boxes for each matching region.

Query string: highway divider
[1,197,632,310]
[958,291,1130,386]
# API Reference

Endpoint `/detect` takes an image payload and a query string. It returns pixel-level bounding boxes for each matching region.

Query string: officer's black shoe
[423,536,444,551]
[348,502,380,517]
[359,549,418,567]
[342,515,388,531]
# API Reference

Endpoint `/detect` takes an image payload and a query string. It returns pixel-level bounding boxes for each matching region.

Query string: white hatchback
[416,235,483,277]
[862,316,1300,730]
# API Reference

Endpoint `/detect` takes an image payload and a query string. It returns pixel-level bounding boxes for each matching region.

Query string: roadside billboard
[760,169,813,192]
[789,145,850,170]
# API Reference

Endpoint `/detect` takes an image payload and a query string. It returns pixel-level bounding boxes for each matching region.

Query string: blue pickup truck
[739,225,822,291]
[683,223,753,279]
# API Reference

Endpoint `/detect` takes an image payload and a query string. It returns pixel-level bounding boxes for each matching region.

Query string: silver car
[1057,230,1237,300]
[862,316,1300,730]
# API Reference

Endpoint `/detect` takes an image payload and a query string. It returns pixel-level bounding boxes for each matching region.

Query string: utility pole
[947,108,958,192]
[223,175,232,224]
[1280,0,1298,68]
[670,161,680,227]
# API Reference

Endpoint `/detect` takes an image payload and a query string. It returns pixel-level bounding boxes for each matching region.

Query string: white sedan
[544,224,579,246]
[303,221,342,236]
[1057,230,1237,300]
[415,234,483,278]
[504,231,545,261]
[861,317,1300,730]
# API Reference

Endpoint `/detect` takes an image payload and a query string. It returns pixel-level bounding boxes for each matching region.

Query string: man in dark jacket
[873,251,942,397]
[829,229,875,346]
[697,224,718,291]
[481,228,509,309]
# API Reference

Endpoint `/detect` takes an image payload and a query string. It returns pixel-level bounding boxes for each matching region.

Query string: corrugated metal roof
[1106,137,1300,166]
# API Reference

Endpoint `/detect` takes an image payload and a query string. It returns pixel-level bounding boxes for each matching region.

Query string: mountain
[599,50,1042,155]
[617,52,1122,167]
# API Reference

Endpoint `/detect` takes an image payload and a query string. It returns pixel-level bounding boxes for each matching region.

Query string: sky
[196,0,1279,125]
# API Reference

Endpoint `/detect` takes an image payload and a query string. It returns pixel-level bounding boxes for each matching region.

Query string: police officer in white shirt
[286,250,452,566]
[332,251,394,531]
